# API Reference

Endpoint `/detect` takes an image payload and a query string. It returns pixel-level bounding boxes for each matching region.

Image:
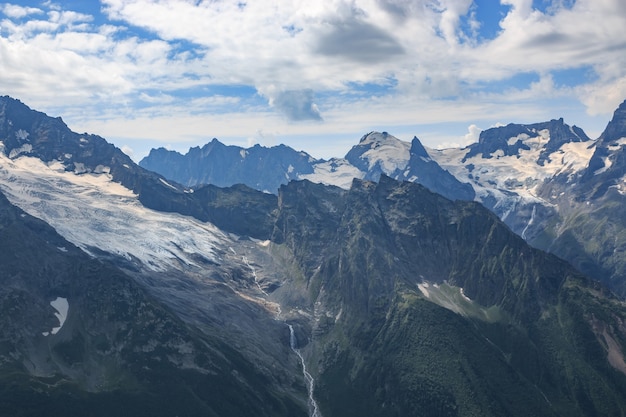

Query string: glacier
[0,152,229,273]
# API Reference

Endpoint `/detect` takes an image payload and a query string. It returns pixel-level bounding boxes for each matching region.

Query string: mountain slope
[270,175,626,417]
[0,96,308,416]
[0,190,306,417]
[534,100,626,296]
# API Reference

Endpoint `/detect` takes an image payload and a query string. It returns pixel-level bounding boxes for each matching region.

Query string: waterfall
[289,324,322,417]
[239,247,321,417]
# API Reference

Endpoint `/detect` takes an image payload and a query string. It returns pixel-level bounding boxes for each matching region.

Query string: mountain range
[141,104,626,298]
[1,95,626,416]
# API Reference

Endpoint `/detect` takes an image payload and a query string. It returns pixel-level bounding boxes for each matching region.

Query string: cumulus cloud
[0,4,43,19]
[464,124,481,145]
[436,0,474,45]
[0,0,625,155]
[271,90,323,121]
[121,145,134,159]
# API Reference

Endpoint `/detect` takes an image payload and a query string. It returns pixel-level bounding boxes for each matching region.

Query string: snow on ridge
[430,140,594,200]
[300,158,364,189]
[0,154,228,272]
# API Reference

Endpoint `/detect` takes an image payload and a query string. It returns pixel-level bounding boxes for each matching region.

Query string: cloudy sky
[1,0,626,160]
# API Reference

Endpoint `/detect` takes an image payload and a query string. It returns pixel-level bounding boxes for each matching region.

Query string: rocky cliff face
[271,175,626,417]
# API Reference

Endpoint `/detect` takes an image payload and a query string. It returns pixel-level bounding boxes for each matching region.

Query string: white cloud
[1,4,43,19]
[121,144,134,158]
[0,0,624,157]
[464,124,481,145]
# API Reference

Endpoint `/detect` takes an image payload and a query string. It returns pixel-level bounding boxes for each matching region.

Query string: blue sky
[1,0,625,160]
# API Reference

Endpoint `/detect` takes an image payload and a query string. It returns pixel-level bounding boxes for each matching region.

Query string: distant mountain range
[141,103,626,297]
[140,131,475,202]
[1,95,626,416]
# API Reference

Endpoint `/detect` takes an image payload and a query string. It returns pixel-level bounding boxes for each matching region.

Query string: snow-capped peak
[350,131,411,174]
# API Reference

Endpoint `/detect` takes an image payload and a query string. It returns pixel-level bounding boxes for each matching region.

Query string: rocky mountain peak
[409,135,431,160]
[578,99,626,197]
[463,118,590,165]
[598,98,626,144]
[345,131,411,175]
[356,130,387,142]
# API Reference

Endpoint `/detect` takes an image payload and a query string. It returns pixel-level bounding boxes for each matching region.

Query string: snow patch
[42,297,69,336]
[555,142,596,174]
[159,178,178,190]
[45,160,66,172]
[9,144,32,159]
[73,162,88,174]
[94,165,111,175]
[507,133,529,146]
[607,137,626,151]
[15,129,29,141]
[240,149,247,159]
[300,158,364,189]
[460,287,471,302]
[594,156,613,175]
